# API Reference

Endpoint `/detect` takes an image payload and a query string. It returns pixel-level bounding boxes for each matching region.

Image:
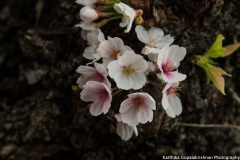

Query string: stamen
[148,36,161,47]
[122,15,129,20]
[93,74,103,81]
[134,97,145,107]
[123,65,134,75]
[98,90,107,100]
[111,50,119,60]
[149,38,156,47]
[168,86,182,97]
[162,63,176,73]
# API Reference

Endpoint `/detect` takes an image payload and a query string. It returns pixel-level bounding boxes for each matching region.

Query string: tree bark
[0,0,240,159]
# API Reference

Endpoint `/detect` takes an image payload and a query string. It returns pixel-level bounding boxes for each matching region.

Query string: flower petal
[114,72,133,90]
[169,95,182,116]
[148,27,164,40]
[165,106,176,118]
[115,114,122,122]
[161,92,168,110]
[74,21,96,31]
[90,100,105,116]
[98,40,114,58]
[135,25,149,44]
[120,107,139,126]
[137,107,150,124]
[120,98,134,113]
[107,61,123,78]
[167,45,186,64]
[117,122,133,141]
[143,93,156,110]
[76,65,96,75]
[132,55,148,73]
[143,46,160,55]
[83,46,95,60]
[158,44,170,66]
[156,35,174,48]
[118,50,137,66]
[161,71,186,83]
[164,95,182,118]
[131,126,138,136]
[130,72,146,90]
[94,62,108,77]
[147,53,158,63]
[86,29,100,46]
[80,81,101,101]
[108,37,125,54]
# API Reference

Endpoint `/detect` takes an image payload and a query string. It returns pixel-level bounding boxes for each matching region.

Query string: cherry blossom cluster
[75,1,187,141]
[75,0,143,33]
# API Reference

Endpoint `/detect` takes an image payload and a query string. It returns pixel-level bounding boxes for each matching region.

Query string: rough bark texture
[0,0,240,159]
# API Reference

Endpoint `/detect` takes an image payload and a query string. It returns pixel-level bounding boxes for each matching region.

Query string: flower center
[149,38,156,47]
[111,50,119,60]
[123,65,134,75]
[134,97,145,107]
[122,15,129,20]
[162,63,176,73]
[98,90,107,100]
[93,74,103,82]
[167,86,181,97]
[148,36,161,47]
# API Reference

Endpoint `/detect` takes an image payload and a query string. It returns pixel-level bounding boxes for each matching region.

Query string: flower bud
[135,16,144,25]
[80,6,99,23]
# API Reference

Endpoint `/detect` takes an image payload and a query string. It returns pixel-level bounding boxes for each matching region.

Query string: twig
[112,89,122,97]
[229,87,240,106]
[176,122,240,130]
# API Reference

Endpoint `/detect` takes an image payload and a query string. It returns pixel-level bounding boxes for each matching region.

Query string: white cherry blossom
[80,81,112,116]
[76,0,96,6]
[83,29,105,60]
[119,92,156,126]
[115,114,138,141]
[80,6,99,23]
[157,44,187,83]
[135,25,174,55]
[98,37,132,68]
[162,83,182,118]
[76,62,111,89]
[114,3,136,33]
[107,50,148,90]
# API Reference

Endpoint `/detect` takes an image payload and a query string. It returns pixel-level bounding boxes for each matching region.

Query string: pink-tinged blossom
[83,29,105,60]
[75,21,97,31]
[135,25,174,55]
[75,0,96,6]
[76,62,111,89]
[98,37,132,68]
[81,81,112,116]
[80,6,99,23]
[108,50,148,90]
[119,93,156,126]
[115,114,138,141]
[162,83,182,118]
[114,3,136,33]
[157,45,187,83]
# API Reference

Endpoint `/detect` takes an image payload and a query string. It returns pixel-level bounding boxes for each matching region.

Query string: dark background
[0,0,240,159]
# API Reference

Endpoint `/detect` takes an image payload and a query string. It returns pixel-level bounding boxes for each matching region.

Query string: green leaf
[224,43,240,57]
[195,55,231,95]
[205,34,226,58]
